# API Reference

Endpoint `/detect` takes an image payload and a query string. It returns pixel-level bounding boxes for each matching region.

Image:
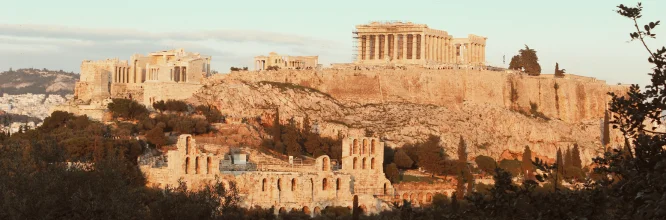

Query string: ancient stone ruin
[254,52,319,70]
[353,21,486,66]
[139,134,448,215]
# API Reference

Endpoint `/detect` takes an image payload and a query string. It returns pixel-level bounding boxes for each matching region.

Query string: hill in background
[0,68,78,96]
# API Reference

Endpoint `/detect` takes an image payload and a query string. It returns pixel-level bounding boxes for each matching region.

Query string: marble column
[393,34,398,60]
[402,34,408,60]
[419,33,425,60]
[411,34,417,60]
[372,35,379,60]
[365,35,371,61]
[383,35,388,60]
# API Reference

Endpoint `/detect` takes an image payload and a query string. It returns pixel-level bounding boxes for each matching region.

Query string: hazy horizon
[2,0,664,86]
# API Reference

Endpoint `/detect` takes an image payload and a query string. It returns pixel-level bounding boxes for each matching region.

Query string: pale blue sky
[1,0,664,85]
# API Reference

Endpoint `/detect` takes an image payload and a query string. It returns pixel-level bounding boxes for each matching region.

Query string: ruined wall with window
[140,135,397,215]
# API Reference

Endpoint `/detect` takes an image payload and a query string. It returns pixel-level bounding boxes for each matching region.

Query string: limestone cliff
[217,68,628,124]
[193,72,625,166]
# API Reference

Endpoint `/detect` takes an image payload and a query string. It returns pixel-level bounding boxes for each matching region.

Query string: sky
[1,0,664,86]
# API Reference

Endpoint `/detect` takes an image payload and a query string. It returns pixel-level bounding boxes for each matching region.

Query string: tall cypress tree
[556,148,564,175]
[603,110,611,147]
[572,143,582,168]
[521,146,533,177]
[565,147,573,168]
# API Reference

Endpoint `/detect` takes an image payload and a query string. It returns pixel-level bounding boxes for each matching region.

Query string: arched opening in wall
[310,178,314,201]
[313,207,321,216]
[362,158,366,169]
[322,157,329,171]
[291,178,297,191]
[322,178,328,191]
[371,139,376,154]
[279,207,286,214]
[403,193,409,201]
[426,193,433,203]
[410,193,416,202]
[262,178,267,191]
[384,183,388,195]
[417,193,424,204]
[277,178,282,191]
[302,206,311,215]
[353,139,358,154]
[186,136,192,154]
[371,158,375,169]
[290,208,297,212]
[336,178,341,190]
[195,157,200,174]
[206,157,211,174]
[185,157,190,174]
[353,157,358,169]
[363,139,368,154]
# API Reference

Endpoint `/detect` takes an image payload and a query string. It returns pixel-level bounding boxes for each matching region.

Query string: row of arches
[350,139,377,156]
[276,205,362,216]
[397,192,441,204]
[184,156,213,175]
[351,157,376,170]
[262,177,343,192]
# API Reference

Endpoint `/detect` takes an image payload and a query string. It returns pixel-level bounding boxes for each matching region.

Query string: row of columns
[358,33,486,65]
[463,43,485,65]
[255,60,266,70]
[114,66,130,83]
[358,33,458,63]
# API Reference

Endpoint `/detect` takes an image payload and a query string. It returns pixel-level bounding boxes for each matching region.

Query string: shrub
[384,163,400,183]
[475,155,497,175]
[108,98,148,120]
[164,100,189,113]
[498,159,522,177]
[394,149,414,169]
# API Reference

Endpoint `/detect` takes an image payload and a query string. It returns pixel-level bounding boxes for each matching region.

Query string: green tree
[394,149,414,169]
[416,135,448,175]
[475,155,497,175]
[107,98,148,120]
[572,143,582,168]
[556,148,564,175]
[519,45,541,75]
[145,124,168,147]
[508,55,522,70]
[152,100,166,113]
[521,146,534,177]
[554,62,566,77]
[384,163,400,183]
[602,110,610,147]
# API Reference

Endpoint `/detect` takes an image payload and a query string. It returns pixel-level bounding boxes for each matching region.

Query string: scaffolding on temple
[352,29,359,62]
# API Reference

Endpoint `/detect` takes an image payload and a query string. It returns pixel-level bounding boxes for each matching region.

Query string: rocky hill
[193,74,624,166]
[0,68,78,95]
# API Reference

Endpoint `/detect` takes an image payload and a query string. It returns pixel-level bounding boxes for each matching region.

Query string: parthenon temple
[354,22,487,66]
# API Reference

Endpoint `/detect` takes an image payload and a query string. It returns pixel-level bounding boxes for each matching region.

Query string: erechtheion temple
[139,134,452,215]
[353,21,486,66]
[254,52,319,70]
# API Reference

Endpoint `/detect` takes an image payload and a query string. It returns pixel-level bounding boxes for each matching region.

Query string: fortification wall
[111,84,144,101]
[142,82,202,106]
[221,69,628,123]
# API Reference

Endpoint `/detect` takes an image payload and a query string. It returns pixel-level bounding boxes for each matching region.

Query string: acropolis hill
[53,21,629,215]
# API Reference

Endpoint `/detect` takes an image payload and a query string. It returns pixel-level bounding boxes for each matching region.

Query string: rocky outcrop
[194,74,624,167]
[218,68,628,124]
